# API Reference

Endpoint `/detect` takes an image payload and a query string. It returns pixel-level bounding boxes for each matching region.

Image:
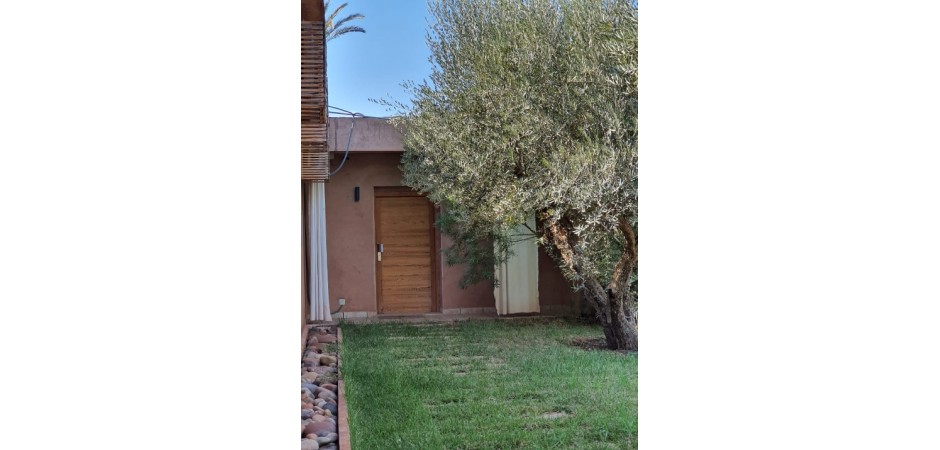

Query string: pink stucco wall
[439,233,497,309]
[324,153,397,314]
[328,117,404,153]
[538,247,578,306]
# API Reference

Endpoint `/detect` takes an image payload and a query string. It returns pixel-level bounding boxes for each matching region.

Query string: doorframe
[374,186,441,314]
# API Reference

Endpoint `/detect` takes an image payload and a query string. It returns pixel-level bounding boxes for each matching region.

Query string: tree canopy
[389,0,638,349]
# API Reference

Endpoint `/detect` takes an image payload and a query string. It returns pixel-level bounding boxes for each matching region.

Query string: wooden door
[375,188,437,314]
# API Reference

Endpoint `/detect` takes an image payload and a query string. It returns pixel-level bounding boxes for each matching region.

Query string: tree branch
[608,216,636,296]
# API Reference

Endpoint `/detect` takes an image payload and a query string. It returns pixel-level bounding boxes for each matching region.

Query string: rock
[307,335,319,344]
[317,390,337,401]
[311,414,328,423]
[318,335,337,344]
[322,403,338,416]
[319,355,337,366]
[301,409,313,420]
[302,372,319,383]
[302,381,317,391]
[304,420,337,437]
[300,438,320,450]
[320,383,338,392]
[320,444,338,450]
[316,433,338,445]
[311,366,336,375]
[314,399,326,407]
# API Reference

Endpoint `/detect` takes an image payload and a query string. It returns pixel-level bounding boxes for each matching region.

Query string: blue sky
[326,1,433,118]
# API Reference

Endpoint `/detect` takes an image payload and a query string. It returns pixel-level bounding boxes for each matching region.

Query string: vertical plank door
[375,190,436,314]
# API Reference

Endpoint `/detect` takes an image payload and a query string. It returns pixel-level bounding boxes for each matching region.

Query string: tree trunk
[543,216,638,351]
[583,279,638,351]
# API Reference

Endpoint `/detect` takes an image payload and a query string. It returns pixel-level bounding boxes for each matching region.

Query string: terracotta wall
[440,233,497,309]
[325,153,499,313]
[325,153,402,313]
[538,247,578,306]
[329,117,404,153]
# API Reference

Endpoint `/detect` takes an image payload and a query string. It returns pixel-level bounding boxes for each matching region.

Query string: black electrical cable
[328,112,361,177]
[326,104,397,176]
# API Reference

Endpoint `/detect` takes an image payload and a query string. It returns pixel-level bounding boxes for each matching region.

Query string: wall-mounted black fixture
[354,186,360,202]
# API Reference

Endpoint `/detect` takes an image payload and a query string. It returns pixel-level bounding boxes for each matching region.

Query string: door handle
[377,243,383,262]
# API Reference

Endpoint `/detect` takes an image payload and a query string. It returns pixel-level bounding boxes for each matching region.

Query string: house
[301,0,577,334]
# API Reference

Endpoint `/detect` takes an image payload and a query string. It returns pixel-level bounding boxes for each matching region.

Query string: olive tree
[389,0,638,350]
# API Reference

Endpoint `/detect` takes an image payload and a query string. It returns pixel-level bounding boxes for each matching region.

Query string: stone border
[337,327,351,450]
[302,325,341,450]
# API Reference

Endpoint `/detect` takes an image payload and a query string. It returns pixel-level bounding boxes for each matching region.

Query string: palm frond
[332,13,365,30]
[324,1,365,42]
[327,25,366,42]
[325,2,349,27]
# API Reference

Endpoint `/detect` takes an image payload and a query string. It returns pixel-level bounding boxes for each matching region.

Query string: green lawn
[340,318,638,449]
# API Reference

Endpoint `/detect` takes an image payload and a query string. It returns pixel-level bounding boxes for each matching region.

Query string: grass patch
[341,318,637,449]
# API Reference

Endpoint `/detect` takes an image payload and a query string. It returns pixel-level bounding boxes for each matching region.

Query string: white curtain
[308,182,332,321]
[494,216,540,315]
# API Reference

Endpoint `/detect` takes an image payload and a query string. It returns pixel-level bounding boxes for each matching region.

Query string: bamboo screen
[301,21,329,181]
